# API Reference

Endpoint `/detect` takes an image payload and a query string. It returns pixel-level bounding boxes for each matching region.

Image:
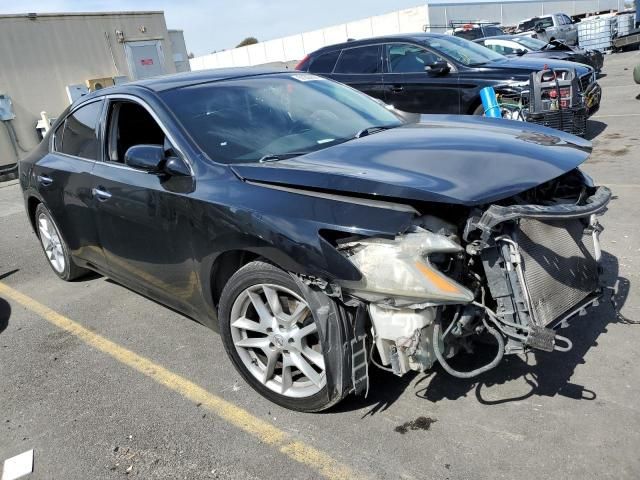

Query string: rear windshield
[160,74,401,164]
[513,36,548,50]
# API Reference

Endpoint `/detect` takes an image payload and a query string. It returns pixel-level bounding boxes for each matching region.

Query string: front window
[418,36,504,66]
[160,74,402,164]
[386,43,447,73]
[513,36,548,50]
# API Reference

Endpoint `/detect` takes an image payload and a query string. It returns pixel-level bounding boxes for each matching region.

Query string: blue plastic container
[479,86,501,118]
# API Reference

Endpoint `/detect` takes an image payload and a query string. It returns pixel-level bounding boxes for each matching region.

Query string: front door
[91,98,197,311]
[124,40,165,80]
[382,43,460,114]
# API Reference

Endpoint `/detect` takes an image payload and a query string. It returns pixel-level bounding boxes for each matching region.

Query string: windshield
[513,36,548,50]
[420,35,504,65]
[161,74,402,164]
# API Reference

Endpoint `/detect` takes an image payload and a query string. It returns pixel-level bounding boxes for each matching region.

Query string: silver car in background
[516,13,579,46]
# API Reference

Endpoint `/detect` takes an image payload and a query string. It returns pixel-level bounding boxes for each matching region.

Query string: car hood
[231,115,592,207]
[484,56,592,77]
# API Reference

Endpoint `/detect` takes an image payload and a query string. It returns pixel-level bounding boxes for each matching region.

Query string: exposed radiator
[514,217,599,326]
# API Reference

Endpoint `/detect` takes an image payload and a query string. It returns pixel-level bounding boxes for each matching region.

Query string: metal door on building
[124,40,165,80]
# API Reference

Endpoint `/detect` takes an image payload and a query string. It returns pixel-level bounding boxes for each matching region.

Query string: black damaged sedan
[20,69,610,411]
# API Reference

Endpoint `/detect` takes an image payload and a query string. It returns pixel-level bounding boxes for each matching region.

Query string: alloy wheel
[37,213,66,273]
[229,283,326,398]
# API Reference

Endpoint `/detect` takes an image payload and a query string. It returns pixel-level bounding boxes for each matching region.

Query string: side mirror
[124,144,165,173]
[425,60,450,76]
[164,156,191,176]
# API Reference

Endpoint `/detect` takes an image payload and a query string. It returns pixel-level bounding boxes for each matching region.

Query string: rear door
[382,42,460,114]
[91,96,198,312]
[328,44,386,103]
[32,99,106,268]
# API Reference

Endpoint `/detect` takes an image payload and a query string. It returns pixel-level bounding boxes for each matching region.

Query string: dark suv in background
[295,33,600,117]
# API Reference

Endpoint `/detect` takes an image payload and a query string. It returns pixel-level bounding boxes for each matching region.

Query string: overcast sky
[2,0,427,56]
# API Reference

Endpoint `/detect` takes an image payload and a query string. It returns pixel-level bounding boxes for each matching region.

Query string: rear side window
[454,29,481,40]
[484,26,504,36]
[58,100,103,160]
[308,50,340,73]
[334,45,382,74]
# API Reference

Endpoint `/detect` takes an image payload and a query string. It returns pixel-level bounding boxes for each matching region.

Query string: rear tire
[472,103,485,116]
[218,260,346,412]
[35,203,88,281]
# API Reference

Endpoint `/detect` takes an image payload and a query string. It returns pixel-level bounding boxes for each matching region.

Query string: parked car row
[474,35,604,72]
[296,33,601,135]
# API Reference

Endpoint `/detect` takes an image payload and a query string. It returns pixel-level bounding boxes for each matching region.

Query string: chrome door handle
[389,85,404,93]
[37,175,53,186]
[92,187,112,201]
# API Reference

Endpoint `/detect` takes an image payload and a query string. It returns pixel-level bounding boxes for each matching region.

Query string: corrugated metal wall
[0,12,176,167]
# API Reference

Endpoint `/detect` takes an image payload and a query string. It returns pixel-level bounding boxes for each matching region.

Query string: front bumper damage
[335,186,611,380]
[469,186,611,354]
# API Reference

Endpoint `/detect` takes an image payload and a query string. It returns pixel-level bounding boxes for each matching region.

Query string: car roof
[75,67,291,102]
[309,32,453,55]
[133,67,290,92]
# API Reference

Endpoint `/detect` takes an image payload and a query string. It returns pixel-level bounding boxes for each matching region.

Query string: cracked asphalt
[1,49,639,479]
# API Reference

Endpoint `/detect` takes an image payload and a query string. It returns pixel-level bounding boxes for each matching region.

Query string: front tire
[35,203,88,281]
[218,260,344,412]
[472,103,485,116]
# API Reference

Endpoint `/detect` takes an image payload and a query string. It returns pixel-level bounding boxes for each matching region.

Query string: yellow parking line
[0,281,362,480]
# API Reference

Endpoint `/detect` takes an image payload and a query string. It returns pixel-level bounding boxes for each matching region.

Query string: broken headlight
[337,229,474,307]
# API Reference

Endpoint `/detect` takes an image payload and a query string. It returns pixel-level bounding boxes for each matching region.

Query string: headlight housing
[337,229,474,307]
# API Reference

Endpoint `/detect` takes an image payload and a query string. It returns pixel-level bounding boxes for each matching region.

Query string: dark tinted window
[485,26,504,36]
[386,43,443,73]
[334,45,382,74]
[308,50,340,73]
[60,100,103,159]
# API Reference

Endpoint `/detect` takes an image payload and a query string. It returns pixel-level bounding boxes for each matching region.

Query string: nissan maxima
[19,69,610,411]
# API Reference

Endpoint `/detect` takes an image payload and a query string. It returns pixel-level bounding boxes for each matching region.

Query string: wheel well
[468,97,483,115]
[27,197,40,231]
[210,250,259,310]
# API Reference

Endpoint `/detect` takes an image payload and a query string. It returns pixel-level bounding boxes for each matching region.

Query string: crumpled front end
[332,169,610,380]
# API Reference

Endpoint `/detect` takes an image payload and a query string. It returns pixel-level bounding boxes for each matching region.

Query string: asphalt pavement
[1,49,639,480]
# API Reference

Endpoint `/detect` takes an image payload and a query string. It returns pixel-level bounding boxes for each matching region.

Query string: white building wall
[190,0,625,71]
[190,6,428,71]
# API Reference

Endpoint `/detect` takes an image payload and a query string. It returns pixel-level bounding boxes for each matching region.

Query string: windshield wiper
[354,125,394,139]
[258,152,310,163]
